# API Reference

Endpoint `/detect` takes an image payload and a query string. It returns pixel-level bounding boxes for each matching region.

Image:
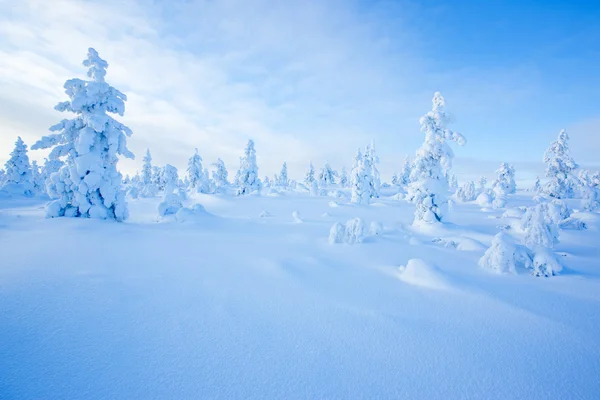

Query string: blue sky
[0,0,598,181]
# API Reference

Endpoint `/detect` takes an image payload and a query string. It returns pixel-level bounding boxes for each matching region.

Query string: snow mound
[292,211,303,223]
[398,259,450,290]
[259,211,272,218]
[328,201,340,208]
[175,204,212,223]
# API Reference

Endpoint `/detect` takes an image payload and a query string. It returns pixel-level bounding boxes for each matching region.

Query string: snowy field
[2,189,600,399]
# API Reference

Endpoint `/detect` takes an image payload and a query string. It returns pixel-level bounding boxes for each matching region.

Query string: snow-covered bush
[31,48,134,221]
[329,218,366,244]
[543,129,578,199]
[456,181,478,202]
[211,158,229,191]
[476,191,494,208]
[175,204,210,223]
[158,192,183,217]
[478,176,487,193]
[369,221,383,236]
[234,140,262,195]
[350,149,373,204]
[492,163,516,197]
[406,92,466,223]
[2,136,34,196]
[478,232,519,274]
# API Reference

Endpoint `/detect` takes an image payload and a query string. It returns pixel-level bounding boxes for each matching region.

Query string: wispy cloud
[0,0,597,181]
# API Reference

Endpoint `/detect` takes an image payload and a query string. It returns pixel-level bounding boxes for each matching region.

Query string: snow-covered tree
[366,142,380,198]
[3,136,34,195]
[406,92,466,223]
[234,139,261,195]
[456,181,478,202]
[162,164,179,192]
[304,161,316,186]
[543,129,578,199]
[449,174,458,191]
[276,162,289,188]
[31,48,134,220]
[399,156,412,186]
[30,161,43,193]
[339,167,349,188]
[139,149,157,197]
[578,170,600,212]
[521,202,562,276]
[319,162,336,186]
[478,176,487,193]
[187,148,210,193]
[478,232,519,274]
[0,169,6,186]
[492,163,516,197]
[350,149,373,204]
[391,172,399,186]
[211,158,229,190]
[532,176,541,193]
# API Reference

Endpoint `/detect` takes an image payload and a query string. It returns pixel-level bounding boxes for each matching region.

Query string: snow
[2,188,600,399]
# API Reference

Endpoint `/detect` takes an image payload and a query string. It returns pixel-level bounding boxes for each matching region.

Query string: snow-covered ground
[1,190,600,399]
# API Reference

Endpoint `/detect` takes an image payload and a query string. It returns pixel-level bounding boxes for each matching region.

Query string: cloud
[0,0,596,183]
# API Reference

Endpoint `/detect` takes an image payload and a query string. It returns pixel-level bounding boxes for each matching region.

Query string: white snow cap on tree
[492,163,516,197]
[3,136,34,195]
[276,162,289,187]
[350,148,373,204]
[211,158,229,190]
[319,161,336,186]
[187,148,210,193]
[406,92,466,224]
[543,129,578,199]
[31,48,134,221]
[235,139,262,195]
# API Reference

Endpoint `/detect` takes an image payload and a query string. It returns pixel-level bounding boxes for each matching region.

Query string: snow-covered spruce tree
[366,142,381,198]
[139,149,157,197]
[492,163,516,197]
[0,169,5,186]
[406,92,466,224]
[578,170,600,212]
[3,136,34,195]
[276,162,289,188]
[211,158,229,191]
[350,148,373,204]
[532,176,541,193]
[31,48,134,220]
[543,129,578,199]
[234,139,261,195]
[339,167,349,188]
[40,158,64,188]
[391,172,399,186]
[31,161,43,194]
[319,162,336,186]
[456,181,478,202]
[157,164,182,217]
[400,156,412,186]
[304,161,316,187]
[187,148,210,193]
[521,202,562,277]
[478,176,487,193]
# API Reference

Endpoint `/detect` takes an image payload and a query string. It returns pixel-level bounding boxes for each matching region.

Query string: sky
[0,0,599,182]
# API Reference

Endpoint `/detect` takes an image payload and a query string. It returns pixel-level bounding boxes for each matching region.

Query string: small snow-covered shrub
[478,232,518,274]
[476,191,494,208]
[175,204,209,223]
[456,181,478,202]
[328,218,366,244]
[158,192,183,217]
[328,222,346,244]
[370,221,383,235]
[531,247,563,277]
